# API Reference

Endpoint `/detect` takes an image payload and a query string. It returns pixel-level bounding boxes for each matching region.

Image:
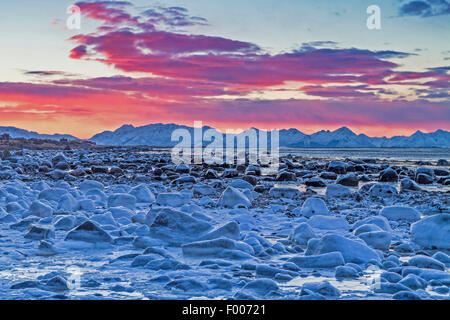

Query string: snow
[0,147,449,300]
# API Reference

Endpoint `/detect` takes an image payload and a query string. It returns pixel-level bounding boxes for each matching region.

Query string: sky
[0,0,449,139]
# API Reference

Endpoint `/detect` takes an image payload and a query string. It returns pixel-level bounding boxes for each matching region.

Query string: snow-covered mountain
[89,123,450,148]
[0,126,78,141]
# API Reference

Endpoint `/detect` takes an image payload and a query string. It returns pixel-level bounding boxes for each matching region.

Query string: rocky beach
[0,146,448,300]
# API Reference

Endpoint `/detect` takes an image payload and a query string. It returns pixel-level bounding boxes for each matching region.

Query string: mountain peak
[333,126,355,136]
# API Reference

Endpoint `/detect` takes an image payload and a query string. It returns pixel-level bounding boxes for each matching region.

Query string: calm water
[280,148,450,162]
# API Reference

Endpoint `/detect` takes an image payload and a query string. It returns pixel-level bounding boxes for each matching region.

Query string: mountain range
[1,124,449,148]
[0,126,78,141]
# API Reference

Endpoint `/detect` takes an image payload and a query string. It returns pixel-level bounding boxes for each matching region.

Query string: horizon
[1,122,448,140]
[1,1,449,138]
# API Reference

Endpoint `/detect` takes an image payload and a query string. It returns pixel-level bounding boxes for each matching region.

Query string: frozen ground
[0,148,449,300]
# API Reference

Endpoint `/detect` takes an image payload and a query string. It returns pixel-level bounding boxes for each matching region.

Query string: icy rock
[353,216,392,232]
[230,179,253,190]
[304,177,326,187]
[410,214,450,249]
[393,291,421,300]
[38,188,68,202]
[416,173,433,184]
[402,267,450,282]
[107,193,136,210]
[133,236,162,249]
[79,180,104,192]
[432,252,450,265]
[416,167,434,177]
[165,279,206,292]
[374,283,412,294]
[290,223,316,245]
[240,279,279,296]
[400,178,422,192]
[300,198,330,218]
[0,213,17,223]
[336,173,359,187]
[130,184,155,203]
[175,164,190,173]
[289,252,345,268]
[325,184,352,197]
[204,169,219,179]
[358,231,392,251]
[85,189,107,202]
[307,216,350,231]
[131,254,163,267]
[408,255,445,271]
[24,225,55,240]
[218,187,251,208]
[40,276,69,292]
[156,192,190,207]
[110,207,134,221]
[328,161,347,174]
[309,234,381,264]
[193,183,216,196]
[28,200,53,218]
[198,221,240,241]
[54,216,76,230]
[335,266,359,279]
[148,207,211,245]
[57,194,79,212]
[79,199,95,211]
[269,187,301,199]
[301,281,340,297]
[91,212,118,227]
[379,168,398,182]
[369,183,397,197]
[36,240,59,256]
[353,223,382,236]
[182,237,236,257]
[276,171,297,182]
[380,272,403,283]
[48,169,67,180]
[65,221,112,243]
[380,206,420,222]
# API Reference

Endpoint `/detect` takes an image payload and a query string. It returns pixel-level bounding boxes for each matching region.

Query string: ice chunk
[380,206,420,222]
[410,214,449,249]
[300,198,330,218]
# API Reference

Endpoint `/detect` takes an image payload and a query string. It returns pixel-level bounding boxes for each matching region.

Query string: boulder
[300,198,330,218]
[325,184,352,197]
[380,206,420,222]
[307,216,349,231]
[28,201,53,218]
[337,173,359,187]
[107,193,136,210]
[379,168,398,182]
[410,214,449,249]
[269,187,300,199]
[218,187,251,208]
[289,252,345,268]
[65,221,112,243]
[148,207,211,245]
[156,192,190,207]
[308,234,380,264]
[400,178,422,192]
[290,223,316,245]
[359,231,392,251]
